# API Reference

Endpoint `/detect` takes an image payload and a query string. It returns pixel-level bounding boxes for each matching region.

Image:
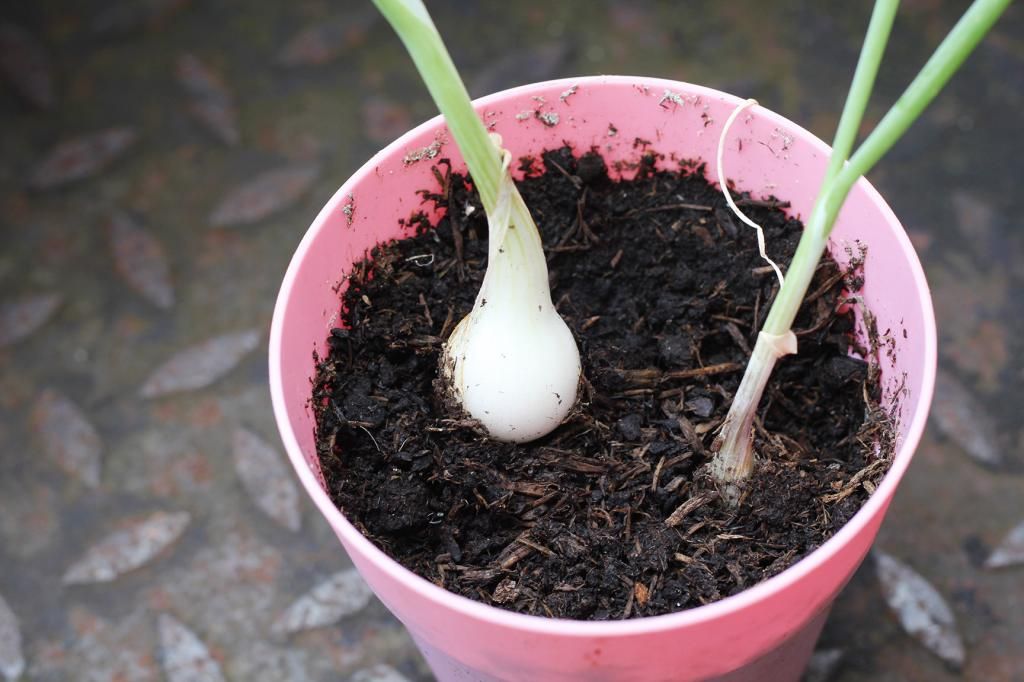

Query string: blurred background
[1,1,1022,680]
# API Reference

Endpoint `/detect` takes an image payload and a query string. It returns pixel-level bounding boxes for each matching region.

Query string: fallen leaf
[32,389,102,488]
[140,330,260,398]
[233,428,301,532]
[931,259,1010,391]
[985,520,1024,569]
[0,591,24,682]
[225,640,316,682]
[874,551,965,669]
[158,614,225,682]
[470,43,569,97]
[931,370,1002,467]
[92,0,191,37]
[271,568,373,636]
[0,481,59,558]
[951,191,997,261]
[362,97,412,144]
[804,648,843,682]
[0,22,54,110]
[36,606,159,681]
[144,530,283,655]
[63,510,191,584]
[115,427,216,499]
[276,12,378,66]
[176,54,239,145]
[208,165,319,227]
[0,293,61,347]
[351,664,411,682]
[948,320,1008,392]
[108,211,174,309]
[609,5,655,34]
[29,127,138,190]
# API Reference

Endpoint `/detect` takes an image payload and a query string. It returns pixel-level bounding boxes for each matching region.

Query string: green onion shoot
[374,0,581,442]
[372,0,1009,468]
[709,0,1011,499]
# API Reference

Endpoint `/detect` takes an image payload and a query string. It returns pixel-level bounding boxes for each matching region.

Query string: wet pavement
[1,1,1022,680]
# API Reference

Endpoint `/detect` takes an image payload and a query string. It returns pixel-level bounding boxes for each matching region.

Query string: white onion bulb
[440,142,581,442]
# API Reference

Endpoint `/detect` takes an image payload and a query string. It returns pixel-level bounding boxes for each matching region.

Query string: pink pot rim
[269,75,937,637]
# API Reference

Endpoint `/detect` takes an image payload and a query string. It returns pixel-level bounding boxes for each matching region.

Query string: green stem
[710,0,898,488]
[372,0,501,212]
[825,0,1012,229]
[763,0,900,338]
[821,0,901,187]
[712,0,1010,488]
[375,0,553,309]
[765,0,1010,337]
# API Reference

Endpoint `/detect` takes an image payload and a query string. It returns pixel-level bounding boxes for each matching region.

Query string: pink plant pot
[269,76,936,682]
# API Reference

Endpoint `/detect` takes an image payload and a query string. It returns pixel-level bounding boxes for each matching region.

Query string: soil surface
[312,147,894,620]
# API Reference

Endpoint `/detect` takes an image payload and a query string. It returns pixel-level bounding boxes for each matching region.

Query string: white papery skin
[441,147,581,442]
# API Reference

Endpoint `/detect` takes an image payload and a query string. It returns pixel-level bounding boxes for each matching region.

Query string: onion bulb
[440,138,581,442]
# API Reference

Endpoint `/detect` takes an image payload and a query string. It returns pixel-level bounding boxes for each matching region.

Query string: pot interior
[273,77,932,495]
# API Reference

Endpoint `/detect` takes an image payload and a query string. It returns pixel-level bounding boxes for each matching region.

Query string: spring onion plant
[709,0,1011,498]
[374,0,581,442]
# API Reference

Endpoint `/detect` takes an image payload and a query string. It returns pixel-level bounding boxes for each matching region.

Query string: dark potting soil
[312,146,895,620]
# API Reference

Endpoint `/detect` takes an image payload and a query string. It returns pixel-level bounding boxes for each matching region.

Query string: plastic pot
[270,76,936,682]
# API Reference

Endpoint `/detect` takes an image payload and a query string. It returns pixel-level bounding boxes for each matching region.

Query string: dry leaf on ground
[158,614,225,682]
[0,23,54,109]
[0,592,24,682]
[109,211,174,309]
[29,128,137,190]
[32,389,102,488]
[351,664,411,682]
[208,166,319,227]
[64,511,191,585]
[233,428,301,532]
[140,330,260,398]
[276,11,378,66]
[931,370,1002,467]
[176,54,239,145]
[271,569,373,636]
[874,551,965,669]
[985,520,1024,570]
[0,293,61,348]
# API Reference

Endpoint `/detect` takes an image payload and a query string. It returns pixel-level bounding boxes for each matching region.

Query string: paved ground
[1,1,1022,680]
